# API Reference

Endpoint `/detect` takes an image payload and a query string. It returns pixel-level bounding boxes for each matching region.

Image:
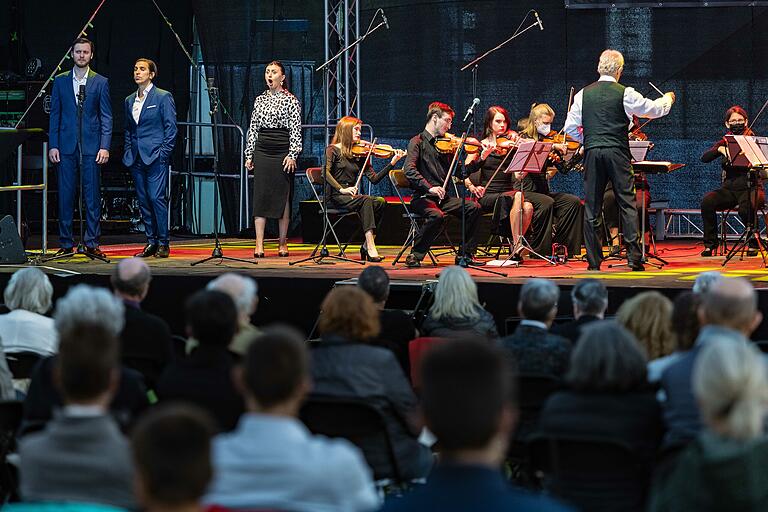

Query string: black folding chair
[5,351,42,380]
[305,167,360,258]
[0,401,23,503]
[387,169,440,265]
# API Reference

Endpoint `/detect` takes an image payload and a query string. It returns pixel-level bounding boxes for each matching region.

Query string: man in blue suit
[123,58,177,258]
[48,37,112,257]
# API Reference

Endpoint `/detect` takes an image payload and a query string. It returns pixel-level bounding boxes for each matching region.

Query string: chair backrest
[518,373,562,411]
[6,351,43,380]
[299,394,403,482]
[306,166,324,186]
[389,169,410,189]
[408,337,446,390]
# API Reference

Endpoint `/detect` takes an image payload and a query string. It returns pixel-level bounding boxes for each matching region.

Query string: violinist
[324,116,405,262]
[700,105,764,257]
[403,101,484,268]
[463,106,533,261]
[517,103,584,260]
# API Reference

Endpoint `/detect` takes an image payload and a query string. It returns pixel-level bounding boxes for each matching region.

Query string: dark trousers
[583,147,640,268]
[410,196,481,260]
[130,157,169,245]
[58,147,101,249]
[701,185,765,248]
[330,194,385,233]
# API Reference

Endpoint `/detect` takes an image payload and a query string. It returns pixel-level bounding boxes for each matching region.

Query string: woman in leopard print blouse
[245,60,302,258]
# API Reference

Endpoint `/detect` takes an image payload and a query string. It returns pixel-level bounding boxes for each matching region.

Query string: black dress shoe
[700,246,717,257]
[54,247,73,256]
[587,265,601,271]
[135,244,158,258]
[629,260,645,272]
[463,256,487,267]
[155,245,170,258]
[85,246,106,258]
[404,254,421,268]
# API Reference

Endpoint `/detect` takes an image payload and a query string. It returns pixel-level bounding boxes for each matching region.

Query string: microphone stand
[290,11,386,266]
[191,81,256,266]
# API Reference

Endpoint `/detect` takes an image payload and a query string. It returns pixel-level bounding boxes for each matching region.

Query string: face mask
[729,123,746,135]
[537,123,551,136]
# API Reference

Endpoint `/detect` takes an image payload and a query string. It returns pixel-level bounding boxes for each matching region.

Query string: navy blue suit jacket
[122,85,177,167]
[48,69,112,155]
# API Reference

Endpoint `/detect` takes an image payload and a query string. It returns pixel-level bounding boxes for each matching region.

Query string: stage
[4,237,768,340]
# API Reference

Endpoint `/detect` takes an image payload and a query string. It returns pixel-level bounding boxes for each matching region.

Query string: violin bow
[482,138,519,191]
[749,96,768,132]
[353,137,378,191]
[629,81,668,136]
[441,132,469,193]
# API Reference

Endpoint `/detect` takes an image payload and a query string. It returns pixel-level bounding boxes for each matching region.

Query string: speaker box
[0,215,26,263]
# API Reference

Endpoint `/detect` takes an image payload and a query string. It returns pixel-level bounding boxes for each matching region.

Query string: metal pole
[16,144,21,238]
[42,142,48,254]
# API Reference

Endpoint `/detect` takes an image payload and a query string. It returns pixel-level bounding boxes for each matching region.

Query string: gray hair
[597,49,624,76]
[693,271,723,295]
[206,273,258,318]
[519,278,560,322]
[4,267,53,314]
[571,279,608,316]
[429,266,482,321]
[54,284,125,337]
[700,277,757,331]
[693,331,768,440]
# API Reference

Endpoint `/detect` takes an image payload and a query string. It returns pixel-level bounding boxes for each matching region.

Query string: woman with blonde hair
[616,291,675,360]
[421,266,498,339]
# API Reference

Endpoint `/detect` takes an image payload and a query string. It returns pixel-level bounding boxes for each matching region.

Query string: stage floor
[15,238,768,290]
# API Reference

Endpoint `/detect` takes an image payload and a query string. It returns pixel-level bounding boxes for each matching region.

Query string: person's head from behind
[318,286,380,341]
[4,267,53,315]
[699,277,762,337]
[671,291,701,352]
[568,321,648,392]
[206,273,258,327]
[693,333,768,441]
[236,326,310,415]
[518,278,560,326]
[570,278,608,319]
[132,405,214,511]
[111,257,152,302]
[357,265,390,307]
[616,291,674,360]
[430,266,482,322]
[693,271,723,295]
[597,49,624,80]
[185,289,238,347]
[54,284,125,340]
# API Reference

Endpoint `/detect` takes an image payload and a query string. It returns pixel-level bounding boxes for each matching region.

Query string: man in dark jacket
[551,278,608,345]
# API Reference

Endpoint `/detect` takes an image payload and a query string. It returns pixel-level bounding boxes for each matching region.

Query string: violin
[435,133,482,154]
[351,140,399,159]
[542,130,581,151]
[492,131,522,155]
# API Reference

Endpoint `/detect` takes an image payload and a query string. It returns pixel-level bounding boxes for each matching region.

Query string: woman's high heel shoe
[253,250,265,258]
[360,245,384,263]
[278,240,289,257]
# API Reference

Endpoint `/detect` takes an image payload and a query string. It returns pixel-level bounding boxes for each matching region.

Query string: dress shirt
[72,67,89,103]
[0,309,58,355]
[563,75,673,143]
[132,83,153,124]
[404,130,455,197]
[520,319,549,330]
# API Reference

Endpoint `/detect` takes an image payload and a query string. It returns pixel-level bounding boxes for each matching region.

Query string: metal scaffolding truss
[324,0,361,140]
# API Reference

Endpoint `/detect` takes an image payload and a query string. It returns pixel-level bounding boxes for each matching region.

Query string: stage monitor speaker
[0,215,26,263]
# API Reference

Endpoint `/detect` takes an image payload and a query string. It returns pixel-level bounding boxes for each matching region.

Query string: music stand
[500,140,557,265]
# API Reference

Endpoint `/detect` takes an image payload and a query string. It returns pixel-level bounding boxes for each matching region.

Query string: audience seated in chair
[132,404,214,512]
[421,266,498,340]
[617,291,675,361]
[692,270,723,295]
[649,333,768,511]
[550,278,607,345]
[499,278,571,378]
[660,277,763,448]
[312,286,433,481]
[0,268,57,356]
[206,272,261,357]
[647,291,701,385]
[357,266,418,375]
[18,285,136,509]
[204,326,378,512]
[111,258,173,390]
[156,290,244,432]
[380,339,573,512]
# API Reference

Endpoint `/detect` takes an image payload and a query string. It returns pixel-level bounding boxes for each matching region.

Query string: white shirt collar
[63,404,106,417]
[520,319,549,330]
[137,82,153,99]
[72,67,90,82]
[598,74,618,83]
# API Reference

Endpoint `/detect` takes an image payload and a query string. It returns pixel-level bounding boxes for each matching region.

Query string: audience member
[380,340,573,512]
[650,335,768,511]
[660,277,762,447]
[421,266,498,339]
[206,272,261,356]
[111,258,173,389]
[132,405,214,512]
[205,326,378,511]
[617,291,675,360]
[692,270,723,295]
[551,278,607,345]
[357,266,417,375]
[19,285,136,509]
[21,285,149,436]
[156,290,244,431]
[0,342,14,400]
[0,267,57,355]
[499,278,570,377]
[647,291,701,384]
[312,286,432,480]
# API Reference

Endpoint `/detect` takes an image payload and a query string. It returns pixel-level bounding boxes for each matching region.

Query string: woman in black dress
[325,116,405,261]
[245,61,302,257]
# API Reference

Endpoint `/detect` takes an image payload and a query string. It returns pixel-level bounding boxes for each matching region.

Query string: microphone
[462,97,480,123]
[77,84,86,106]
[534,10,544,31]
[382,11,389,29]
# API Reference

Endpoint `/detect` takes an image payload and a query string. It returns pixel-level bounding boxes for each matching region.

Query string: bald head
[206,273,258,325]
[111,257,151,301]
[699,277,762,336]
